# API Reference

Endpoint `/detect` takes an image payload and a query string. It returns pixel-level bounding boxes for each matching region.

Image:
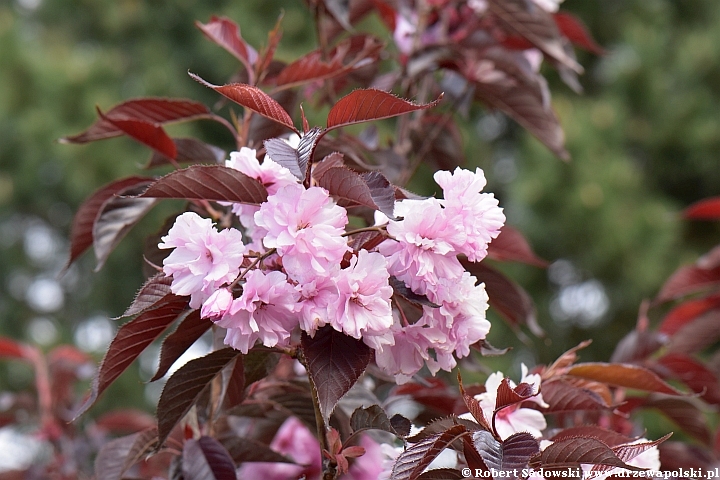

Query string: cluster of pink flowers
[158,145,505,382]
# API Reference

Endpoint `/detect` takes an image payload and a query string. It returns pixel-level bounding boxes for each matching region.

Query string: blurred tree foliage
[2,0,720,411]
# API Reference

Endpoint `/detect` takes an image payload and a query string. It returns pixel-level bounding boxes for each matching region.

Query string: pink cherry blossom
[158,212,245,309]
[254,184,349,283]
[331,249,394,346]
[473,365,548,440]
[215,269,299,354]
[374,322,435,384]
[200,288,233,321]
[296,275,339,336]
[433,167,505,262]
[380,197,465,293]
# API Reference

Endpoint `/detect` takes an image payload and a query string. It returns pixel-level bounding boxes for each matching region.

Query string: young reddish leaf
[301,325,373,423]
[101,114,177,160]
[657,353,720,404]
[182,436,237,480]
[610,328,666,364]
[666,310,720,354]
[189,73,298,134]
[684,197,720,220]
[531,438,645,471]
[543,340,592,377]
[474,431,539,477]
[487,0,582,73]
[464,262,544,336]
[539,379,612,413]
[220,436,295,464]
[660,296,720,336]
[390,424,468,480]
[566,362,686,395]
[195,16,258,69]
[458,372,491,431]
[646,397,711,445]
[61,98,211,144]
[255,13,283,75]
[486,225,549,267]
[157,348,242,447]
[315,166,397,219]
[151,310,213,382]
[553,12,605,56]
[93,190,158,271]
[495,379,536,412]
[138,165,268,204]
[0,337,29,360]
[550,426,634,447]
[66,176,154,269]
[146,138,226,169]
[405,416,482,444]
[118,273,173,319]
[274,35,382,90]
[76,296,188,417]
[326,89,442,131]
[656,264,720,303]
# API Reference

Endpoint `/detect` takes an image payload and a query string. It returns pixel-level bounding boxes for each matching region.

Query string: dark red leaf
[95,431,146,480]
[543,340,593,377]
[610,327,666,364]
[241,349,281,391]
[550,426,634,447]
[264,127,323,181]
[121,427,159,475]
[540,379,612,413]
[118,273,173,319]
[66,176,153,269]
[147,138,226,169]
[247,90,299,147]
[157,348,241,447]
[196,16,258,69]
[274,35,382,90]
[76,296,188,417]
[495,379,536,413]
[326,89,442,131]
[553,12,605,56]
[220,436,295,464]
[469,47,569,161]
[391,424,468,480]
[301,325,372,423]
[487,225,548,267]
[659,441,715,471]
[138,165,268,204]
[566,362,686,395]
[350,404,408,437]
[590,435,672,475]
[222,357,245,409]
[405,416,481,444]
[657,353,720,404]
[315,166,397,219]
[531,438,645,470]
[464,262,544,336]
[684,197,720,220]
[189,73,298,133]
[0,337,29,360]
[390,276,440,308]
[656,264,720,303]
[151,310,213,382]
[182,436,236,480]
[474,431,539,477]
[101,115,177,160]
[93,188,158,271]
[256,14,283,76]
[646,397,711,445]
[416,469,464,480]
[488,0,582,73]
[61,98,211,144]
[666,310,720,354]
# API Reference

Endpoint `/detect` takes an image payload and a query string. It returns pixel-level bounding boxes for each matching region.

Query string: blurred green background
[1,0,719,425]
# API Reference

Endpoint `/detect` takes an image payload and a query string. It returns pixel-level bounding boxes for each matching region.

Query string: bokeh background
[2,0,720,469]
